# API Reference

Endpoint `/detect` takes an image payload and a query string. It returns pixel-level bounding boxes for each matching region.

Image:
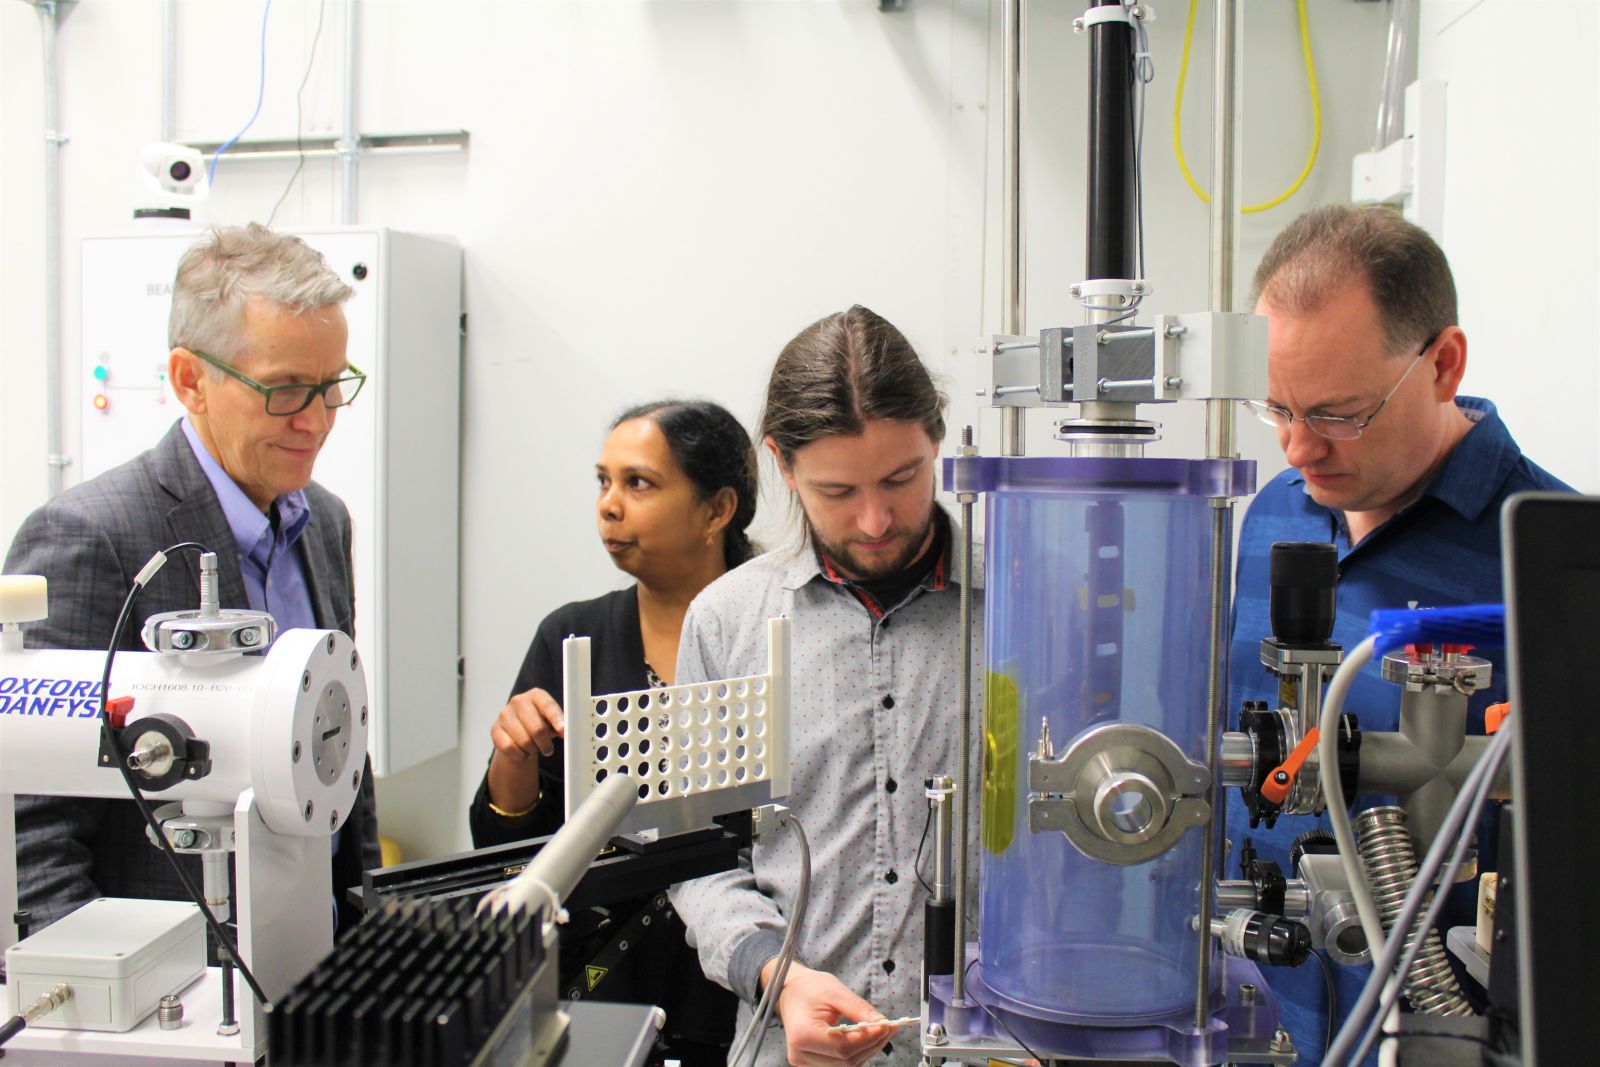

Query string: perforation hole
[678,754,690,771]
[717,725,729,743]
[675,688,693,707]
[697,751,710,768]
[678,710,693,729]
[618,695,631,713]
[735,723,747,739]
[638,693,651,709]
[639,738,651,755]
[698,729,711,748]
[754,721,767,737]
[717,704,729,721]
[659,691,673,708]
[595,769,607,783]
[736,745,747,760]
[717,768,729,785]
[697,772,710,790]
[597,744,609,761]
[754,742,766,758]
[679,732,693,750]
[616,718,630,736]
[596,722,608,738]
[596,698,609,715]
[736,703,749,720]
[755,762,766,777]
[737,681,750,698]
[618,742,630,759]
[637,783,649,799]
[698,706,712,726]
[736,766,747,782]
[754,679,767,695]
[637,761,649,776]
[657,780,669,796]
[658,735,672,752]
[717,748,729,764]
[697,686,712,702]
[680,776,691,793]
[658,758,669,775]
[637,716,650,734]
[657,714,671,731]
[755,699,767,716]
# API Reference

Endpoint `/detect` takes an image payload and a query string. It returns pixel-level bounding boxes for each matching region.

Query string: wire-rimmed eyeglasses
[190,349,367,417]
[1240,335,1437,441]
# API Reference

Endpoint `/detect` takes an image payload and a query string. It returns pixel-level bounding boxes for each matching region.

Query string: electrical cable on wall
[268,0,329,226]
[209,0,276,187]
[1173,0,1322,212]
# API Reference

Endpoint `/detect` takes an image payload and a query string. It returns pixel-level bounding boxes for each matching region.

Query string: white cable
[1317,634,1389,965]
[729,813,813,1067]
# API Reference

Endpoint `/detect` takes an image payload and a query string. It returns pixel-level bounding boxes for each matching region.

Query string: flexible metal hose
[1353,806,1471,1017]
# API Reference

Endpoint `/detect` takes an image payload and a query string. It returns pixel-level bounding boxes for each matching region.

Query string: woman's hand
[486,687,566,813]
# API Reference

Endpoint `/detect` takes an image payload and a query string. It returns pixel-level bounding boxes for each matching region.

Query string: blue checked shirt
[1226,397,1570,1065]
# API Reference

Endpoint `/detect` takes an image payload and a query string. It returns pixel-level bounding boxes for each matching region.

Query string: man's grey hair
[168,223,352,367]
[1251,204,1458,356]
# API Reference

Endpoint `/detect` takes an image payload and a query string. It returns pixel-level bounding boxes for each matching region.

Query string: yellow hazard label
[586,965,608,991]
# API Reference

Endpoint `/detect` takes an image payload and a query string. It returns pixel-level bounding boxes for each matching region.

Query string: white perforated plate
[563,617,790,836]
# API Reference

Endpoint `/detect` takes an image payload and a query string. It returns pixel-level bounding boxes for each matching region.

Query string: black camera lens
[169,160,192,182]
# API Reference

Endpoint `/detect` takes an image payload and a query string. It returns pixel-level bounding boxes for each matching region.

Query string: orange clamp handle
[1260,727,1321,806]
[1486,702,1510,735]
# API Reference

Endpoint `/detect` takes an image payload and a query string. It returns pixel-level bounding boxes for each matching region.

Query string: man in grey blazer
[3,223,380,934]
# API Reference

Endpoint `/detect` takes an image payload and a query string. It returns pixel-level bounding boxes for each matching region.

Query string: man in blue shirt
[1227,205,1569,1063]
[4,223,380,934]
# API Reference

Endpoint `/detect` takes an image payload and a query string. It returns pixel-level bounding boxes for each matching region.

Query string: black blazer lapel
[150,423,251,609]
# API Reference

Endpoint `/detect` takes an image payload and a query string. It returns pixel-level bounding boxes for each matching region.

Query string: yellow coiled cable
[1173,0,1322,213]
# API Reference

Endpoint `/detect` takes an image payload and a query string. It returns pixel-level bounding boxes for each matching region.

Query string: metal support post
[1000,0,1026,456]
[953,427,977,1002]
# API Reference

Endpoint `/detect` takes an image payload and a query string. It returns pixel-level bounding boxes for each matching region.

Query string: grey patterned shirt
[670,514,981,1066]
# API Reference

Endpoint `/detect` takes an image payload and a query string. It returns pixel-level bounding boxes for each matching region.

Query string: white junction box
[79,228,464,776]
[4,898,204,1031]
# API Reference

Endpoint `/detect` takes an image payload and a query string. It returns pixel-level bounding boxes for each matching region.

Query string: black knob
[1269,542,1337,645]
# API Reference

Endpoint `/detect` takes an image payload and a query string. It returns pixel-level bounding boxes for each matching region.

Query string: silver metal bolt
[238,627,260,647]
[171,631,195,650]
[360,706,368,726]
[1069,284,1083,297]
[218,1019,240,1037]
[303,800,314,822]
[1097,331,1110,345]
[327,633,337,654]
[351,651,359,670]
[1165,376,1184,389]
[171,828,196,849]
[158,993,183,1030]
[926,1022,948,1045]
[351,770,360,789]
[975,388,988,397]
[330,810,339,831]
[1131,281,1145,294]
[301,671,311,692]
[1165,323,1188,338]
[619,940,630,951]
[1072,17,1085,32]
[641,915,652,926]
[292,740,302,763]
[1270,1027,1293,1053]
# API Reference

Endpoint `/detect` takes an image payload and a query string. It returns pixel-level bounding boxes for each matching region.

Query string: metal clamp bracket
[1073,4,1156,33]
[1028,722,1210,865]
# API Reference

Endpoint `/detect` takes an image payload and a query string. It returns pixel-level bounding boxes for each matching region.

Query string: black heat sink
[267,896,541,1067]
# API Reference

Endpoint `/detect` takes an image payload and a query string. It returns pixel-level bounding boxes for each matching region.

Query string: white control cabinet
[80,228,462,776]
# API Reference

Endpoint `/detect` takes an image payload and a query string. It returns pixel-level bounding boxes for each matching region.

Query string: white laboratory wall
[2,1,1398,859]
[1419,0,1600,493]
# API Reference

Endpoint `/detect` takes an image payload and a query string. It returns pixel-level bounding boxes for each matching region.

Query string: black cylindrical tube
[923,898,955,996]
[1269,542,1338,646]
[1086,0,1138,281]
[0,1014,25,1048]
[220,955,236,1028]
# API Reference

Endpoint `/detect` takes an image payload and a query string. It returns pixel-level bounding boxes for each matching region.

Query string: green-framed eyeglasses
[189,349,367,416]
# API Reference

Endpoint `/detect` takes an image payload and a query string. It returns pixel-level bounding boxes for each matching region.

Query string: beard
[807,512,937,582]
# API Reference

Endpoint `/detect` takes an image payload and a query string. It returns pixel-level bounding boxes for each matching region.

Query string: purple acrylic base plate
[925,953,1286,1067]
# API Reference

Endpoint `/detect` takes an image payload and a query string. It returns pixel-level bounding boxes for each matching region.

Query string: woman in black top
[468,398,757,1064]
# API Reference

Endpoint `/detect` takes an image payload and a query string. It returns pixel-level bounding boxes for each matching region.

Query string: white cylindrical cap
[0,575,48,624]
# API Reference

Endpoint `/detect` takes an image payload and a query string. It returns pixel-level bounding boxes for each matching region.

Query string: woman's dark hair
[611,399,760,568]
[760,305,947,465]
